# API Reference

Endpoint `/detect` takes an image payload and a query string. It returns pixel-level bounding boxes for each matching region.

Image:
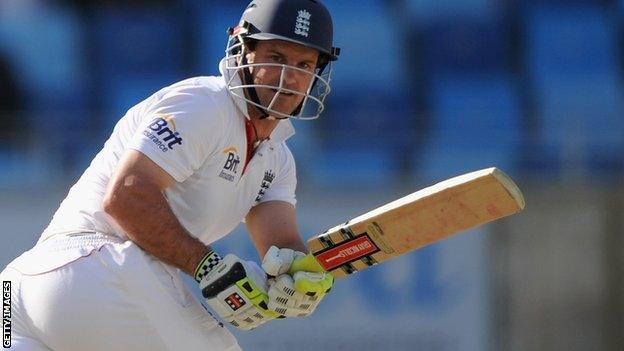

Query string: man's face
[245,39,320,117]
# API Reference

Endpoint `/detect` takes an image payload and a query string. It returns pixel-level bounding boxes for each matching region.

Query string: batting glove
[262,246,334,317]
[195,251,282,330]
[261,245,303,276]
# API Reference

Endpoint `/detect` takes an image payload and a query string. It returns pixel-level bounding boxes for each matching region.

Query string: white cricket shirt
[40,60,298,246]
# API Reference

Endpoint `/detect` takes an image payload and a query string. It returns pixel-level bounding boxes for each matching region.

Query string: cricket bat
[290,167,525,279]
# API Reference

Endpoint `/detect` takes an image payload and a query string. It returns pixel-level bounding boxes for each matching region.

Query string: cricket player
[0,0,340,349]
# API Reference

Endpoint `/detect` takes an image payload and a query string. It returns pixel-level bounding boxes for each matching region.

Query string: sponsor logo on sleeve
[142,114,183,152]
[219,147,241,182]
[254,170,275,203]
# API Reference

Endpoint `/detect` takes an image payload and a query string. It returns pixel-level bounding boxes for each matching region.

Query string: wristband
[194,250,222,282]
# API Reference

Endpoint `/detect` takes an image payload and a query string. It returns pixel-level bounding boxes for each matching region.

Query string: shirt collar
[220,58,295,144]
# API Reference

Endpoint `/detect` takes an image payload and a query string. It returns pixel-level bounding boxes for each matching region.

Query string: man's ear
[245,51,255,64]
[243,40,257,65]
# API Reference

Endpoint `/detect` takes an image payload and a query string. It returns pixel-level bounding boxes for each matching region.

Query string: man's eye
[270,55,284,63]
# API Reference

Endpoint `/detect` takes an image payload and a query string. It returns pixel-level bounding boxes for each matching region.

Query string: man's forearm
[246,201,306,257]
[103,174,208,276]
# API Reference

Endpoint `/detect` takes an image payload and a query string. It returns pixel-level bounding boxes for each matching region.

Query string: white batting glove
[196,251,282,330]
[261,245,305,276]
[267,271,333,317]
[262,246,334,317]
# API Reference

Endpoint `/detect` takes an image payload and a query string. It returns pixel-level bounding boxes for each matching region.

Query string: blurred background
[0,0,623,350]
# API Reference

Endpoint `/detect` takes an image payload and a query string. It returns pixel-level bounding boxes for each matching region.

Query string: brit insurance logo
[219,146,241,182]
[143,114,183,152]
[294,10,311,37]
[254,169,275,203]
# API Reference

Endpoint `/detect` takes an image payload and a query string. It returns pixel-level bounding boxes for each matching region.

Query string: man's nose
[281,66,298,87]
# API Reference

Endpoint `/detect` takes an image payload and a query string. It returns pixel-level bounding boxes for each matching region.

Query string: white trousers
[0,236,241,351]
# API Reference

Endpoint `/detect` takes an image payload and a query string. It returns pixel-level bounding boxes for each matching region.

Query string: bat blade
[292,167,525,279]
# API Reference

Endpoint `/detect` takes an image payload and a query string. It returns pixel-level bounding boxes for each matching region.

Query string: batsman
[0,0,339,349]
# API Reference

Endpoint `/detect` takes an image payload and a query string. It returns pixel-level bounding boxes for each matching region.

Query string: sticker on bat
[315,234,380,271]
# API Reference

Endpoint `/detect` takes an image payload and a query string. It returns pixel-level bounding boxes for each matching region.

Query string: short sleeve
[257,143,297,206]
[128,84,224,182]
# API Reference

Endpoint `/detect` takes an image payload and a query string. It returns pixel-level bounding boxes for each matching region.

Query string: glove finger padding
[261,246,306,276]
[267,272,332,317]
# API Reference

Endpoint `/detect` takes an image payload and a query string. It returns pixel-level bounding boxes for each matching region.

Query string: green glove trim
[194,250,222,282]
[293,272,334,296]
[236,277,282,318]
[289,253,325,275]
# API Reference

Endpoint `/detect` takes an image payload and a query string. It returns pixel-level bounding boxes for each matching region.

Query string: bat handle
[289,253,325,274]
